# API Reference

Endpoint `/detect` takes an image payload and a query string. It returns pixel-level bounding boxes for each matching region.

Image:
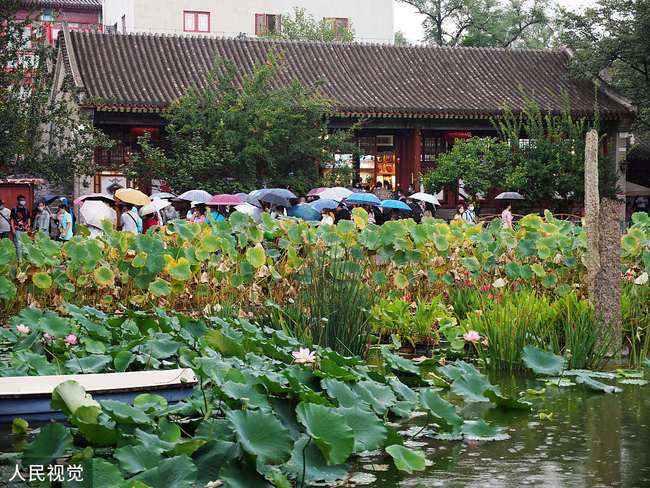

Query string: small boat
[0,369,197,423]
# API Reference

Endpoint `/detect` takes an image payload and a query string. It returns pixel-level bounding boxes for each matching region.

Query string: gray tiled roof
[62,31,634,118]
[21,0,102,10]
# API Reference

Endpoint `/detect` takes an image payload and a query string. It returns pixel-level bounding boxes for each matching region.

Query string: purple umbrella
[206,194,245,206]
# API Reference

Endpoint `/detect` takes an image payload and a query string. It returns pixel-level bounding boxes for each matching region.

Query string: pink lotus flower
[43,333,54,341]
[15,324,30,335]
[482,285,490,292]
[402,295,410,302]
[292,347,316,365]
[463,330,480,343]
[64,334,78,346]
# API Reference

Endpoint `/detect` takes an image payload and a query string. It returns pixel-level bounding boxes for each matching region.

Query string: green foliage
[621,282,650,366]
[522,345,564,375]
[493,91,620,208]
[399,0,557,48]
[421,137,513,204]
[263,7,356,42]
[126,49,356,196]
[0,2,112,183]
[560,0,649,137]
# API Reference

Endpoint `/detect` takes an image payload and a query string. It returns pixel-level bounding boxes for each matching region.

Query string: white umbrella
[178,189,212,203]
[318,187,353,201]
[409,192,440,205]
[234,203,262,223]
[80,200,114,229]
[495,192,525,200]
[140,198,171,216]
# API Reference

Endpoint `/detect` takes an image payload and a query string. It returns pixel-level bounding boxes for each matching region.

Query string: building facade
[103,0,393,43]
[53,29,636,211]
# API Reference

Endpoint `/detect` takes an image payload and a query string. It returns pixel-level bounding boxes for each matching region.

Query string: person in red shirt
[142,213,159,233]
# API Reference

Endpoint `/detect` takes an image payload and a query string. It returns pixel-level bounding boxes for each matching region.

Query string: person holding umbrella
[502,204,514,229]
[120,204,143,233]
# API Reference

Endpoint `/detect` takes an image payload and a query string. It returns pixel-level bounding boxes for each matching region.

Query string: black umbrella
[257,191,292,208]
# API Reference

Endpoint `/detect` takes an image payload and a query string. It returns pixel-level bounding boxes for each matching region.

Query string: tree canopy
[560,0,649,138]
[0,1,110,183]
[398,0,558,48]
[262,7,355,42]
[125,50,356,196]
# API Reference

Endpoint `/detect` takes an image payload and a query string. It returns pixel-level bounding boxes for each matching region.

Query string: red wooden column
[412,129,421,189]
[398,129,421,190]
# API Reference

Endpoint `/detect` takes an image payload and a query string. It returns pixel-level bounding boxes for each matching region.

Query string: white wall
[104,0,394,43]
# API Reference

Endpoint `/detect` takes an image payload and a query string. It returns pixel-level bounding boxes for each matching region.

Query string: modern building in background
[103,0,394,43]
[15,0,103,44]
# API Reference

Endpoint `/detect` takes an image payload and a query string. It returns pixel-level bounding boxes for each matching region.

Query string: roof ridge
[69,30,561,54]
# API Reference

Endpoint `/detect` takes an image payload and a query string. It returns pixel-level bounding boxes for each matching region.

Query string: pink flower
[463,330,480,343]
[402,295,410,302]
[463,271,469,277]
[15,324,30,335]
[482,285,490,292]
[64,334,78,346]
[292,347,316,365]
[43,333,53,341]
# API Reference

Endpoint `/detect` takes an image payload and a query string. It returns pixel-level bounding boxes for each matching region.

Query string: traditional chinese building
[53,28,637,210]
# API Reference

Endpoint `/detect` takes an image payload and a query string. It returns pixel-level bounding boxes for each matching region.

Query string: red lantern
[445,132,472,144]
[130,127,160,139]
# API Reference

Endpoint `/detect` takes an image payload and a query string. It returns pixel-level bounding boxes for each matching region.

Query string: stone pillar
[584,129,622,348]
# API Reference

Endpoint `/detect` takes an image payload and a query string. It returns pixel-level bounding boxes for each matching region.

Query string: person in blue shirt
[57,203,73,241]
[206,207,226,234]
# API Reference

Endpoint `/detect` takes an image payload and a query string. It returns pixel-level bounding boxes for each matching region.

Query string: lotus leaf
[226,409,292,465]
[51,380,101,424]
[130,455,198,488]
[286,434,350,484]
[62,457,126,488]
[22,422,73,466]
[246,245,266,268]
[461,419,509,441]
[419,390,463,433]
[522,346,564,375]
[385,444,426,474]
[32,271,52,289]
[575,373,621,394]
[149,278,172,297]
[296,402,355,465]
[336,405,387,452]
[93,266,114,286]
[165,256,192,281]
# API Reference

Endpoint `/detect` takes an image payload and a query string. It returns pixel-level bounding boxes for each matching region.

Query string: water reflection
[369,375,650,488]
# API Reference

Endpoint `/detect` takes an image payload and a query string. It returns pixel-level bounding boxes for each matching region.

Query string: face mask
[38,206,44,211]
[0,205,3,210]
[19,200,26,206]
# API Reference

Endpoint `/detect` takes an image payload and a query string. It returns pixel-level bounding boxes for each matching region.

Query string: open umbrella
[258,192,292,208]
[74,193,114,206]
[234,203,262,223]
[150,191,177,200]
[236,193,261,208]
[251,188,297,200]
[318,187,353,201]
[206,194,245,206]
[287,203,321,221]
[140,199,171,216]
[35,194,59,205]
[495,192,524,200]
[80,200,114,229]
[178,189,212,203]
[409,192,439,206]
[311,199,340,212]
[380,199,412,211]
[115,188,151,206]
[344,193,381,206]
[307,187,328,196]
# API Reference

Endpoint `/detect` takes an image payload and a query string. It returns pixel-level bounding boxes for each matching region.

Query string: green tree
[264,7,355,42]
[126,49,356,195]
[560,0,649,138]
[398,0,557,48]
[394,31,411,46]
[420,137,514,204]
[0,1,111,183]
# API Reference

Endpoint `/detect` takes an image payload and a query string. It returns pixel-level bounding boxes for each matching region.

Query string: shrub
[621,282,650,366]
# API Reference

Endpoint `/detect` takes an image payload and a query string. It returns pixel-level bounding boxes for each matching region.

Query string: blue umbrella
[236,192,261,208]
[311,199,340,212]
[287,203,321,221]
[380,199,412,211]
[251,188,297,199]
[35,194,59,205]
[344,193,381,206]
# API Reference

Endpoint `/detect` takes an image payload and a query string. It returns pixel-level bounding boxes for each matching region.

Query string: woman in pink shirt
[501,204,514,229]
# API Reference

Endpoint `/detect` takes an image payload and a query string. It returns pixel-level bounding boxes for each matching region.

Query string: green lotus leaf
[170,280,186,294]
[433,234,449,251]
[101,399,152,425]
[385,444,426,474]
[22,422,73,467]
[518,264,533,279]
[114,444,164,474]
[352,380,397,415]
[246,245,266,268]
[461,419,510,441]
[517,238,536,257]
[286,434,350,485]
[32,271,52,289]
[541,272,558,288]
[296,402,354,465]
[192,440,237,485]
[62,457,126,488]
[531,263,546,277]
[0,276,16,301]
[64,354,112,374]
[166,257,192,281]
[336,405,387,452]
[51,380,101,424]
[218,459,272,488]
[522,346,564,375]
[321,378,361,408]
[225,409,292,465]
[575,373,621,394]
[149,278,172,297]
[483,388,531,410]
[130,455,198,488]
[93,266,114,286]
[461,256,480,273]
[134,393,168,413]
[419,390,463,433]
[394,272,409,289]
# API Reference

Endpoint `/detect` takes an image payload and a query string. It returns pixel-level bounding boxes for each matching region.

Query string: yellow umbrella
[114,188,151,206]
